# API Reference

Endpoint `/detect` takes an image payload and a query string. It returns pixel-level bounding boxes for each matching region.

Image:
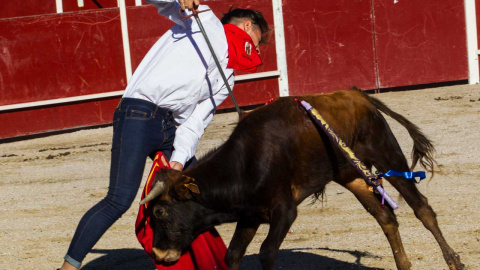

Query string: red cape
[135,152,229,270]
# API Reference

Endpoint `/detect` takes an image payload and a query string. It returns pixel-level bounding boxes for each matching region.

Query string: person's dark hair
[221,8,270,45]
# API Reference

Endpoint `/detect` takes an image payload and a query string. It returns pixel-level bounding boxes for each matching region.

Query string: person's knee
[104,192,136,215]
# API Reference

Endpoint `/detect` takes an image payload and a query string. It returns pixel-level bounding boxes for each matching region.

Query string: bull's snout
[152,247,181,263]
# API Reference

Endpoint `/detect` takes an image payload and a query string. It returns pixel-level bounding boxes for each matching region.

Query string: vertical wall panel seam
[56,0,63,13]
[465,0,479,84]
[370,0,381,90]
[118,0,133,83]
[272,0,289,96]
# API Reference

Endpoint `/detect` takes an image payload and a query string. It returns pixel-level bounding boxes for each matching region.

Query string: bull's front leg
[259,202,297,270]
[225,217,261,270]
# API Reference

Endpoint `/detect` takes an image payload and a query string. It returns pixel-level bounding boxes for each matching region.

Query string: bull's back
[238,90,379,204]
[258,90,377,150]
[296,90,376,136]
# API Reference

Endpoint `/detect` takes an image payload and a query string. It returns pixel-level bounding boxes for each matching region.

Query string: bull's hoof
[447,253,465,270]
[449,263,465,270]
[448,262,465,270]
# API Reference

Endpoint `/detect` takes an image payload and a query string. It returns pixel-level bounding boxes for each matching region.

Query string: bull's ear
[173,176,200,200]
[183,183,200,194]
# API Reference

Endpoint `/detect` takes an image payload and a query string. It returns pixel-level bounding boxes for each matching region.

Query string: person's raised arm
[169,78,233,170]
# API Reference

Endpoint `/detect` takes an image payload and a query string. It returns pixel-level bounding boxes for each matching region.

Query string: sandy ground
[1,84,479,270]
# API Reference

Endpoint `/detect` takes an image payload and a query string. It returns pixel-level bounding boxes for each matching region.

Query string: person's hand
[179,0,200,12]
[170,161,184,171]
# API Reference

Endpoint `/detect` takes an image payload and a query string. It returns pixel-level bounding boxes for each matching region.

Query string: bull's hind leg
[259,201,297,270]
[383,175,464,270]
[342,178,412,269]
[372,149,464,270]
[225,217,261,270]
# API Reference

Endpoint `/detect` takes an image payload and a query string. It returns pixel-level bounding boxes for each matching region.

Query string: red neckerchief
[223,24,262,73]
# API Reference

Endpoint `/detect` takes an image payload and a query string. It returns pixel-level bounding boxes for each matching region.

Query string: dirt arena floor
[1,84,479,270]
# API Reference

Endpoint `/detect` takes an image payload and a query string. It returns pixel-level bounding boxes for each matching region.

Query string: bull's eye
[154,207,166,218]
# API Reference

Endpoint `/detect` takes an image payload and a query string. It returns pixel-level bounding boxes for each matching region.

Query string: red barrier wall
[0,0,139,19]
[476,0,480,73]
[0,99,120,139]
[0,9,126,105]
[62,0,137,12]
[373,0,467,88]
[0,2,56,19]
[284,0,468,95]
[0,0,470,139]
[0,1,278,139]
[283,0,378,95]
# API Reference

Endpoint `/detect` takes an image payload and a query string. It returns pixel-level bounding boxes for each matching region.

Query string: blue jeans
[64,98,178,268]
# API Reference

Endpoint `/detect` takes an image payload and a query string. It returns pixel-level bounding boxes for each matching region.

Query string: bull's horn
[139,181,166,205]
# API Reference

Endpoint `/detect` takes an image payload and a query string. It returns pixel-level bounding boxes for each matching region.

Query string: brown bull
[141,89,464,270]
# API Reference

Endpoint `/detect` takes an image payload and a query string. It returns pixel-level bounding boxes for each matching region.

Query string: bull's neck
[186,143,247,212]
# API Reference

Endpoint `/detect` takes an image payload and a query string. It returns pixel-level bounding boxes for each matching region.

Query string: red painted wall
[0,1,278,138]
[0,0,470,139]
[0,9,126,106]
[0,8,126,138]
[0,0,138,19]
[62,0,137,12]
[283,0,378,95]
[0,99,120,139]
[373,0,467,88]
[0,1,56,19]
[476,0,480,73]
[284,0,468,95]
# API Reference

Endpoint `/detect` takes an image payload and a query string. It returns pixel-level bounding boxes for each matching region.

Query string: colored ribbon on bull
[378,170,426,183]
[299,100,399,210]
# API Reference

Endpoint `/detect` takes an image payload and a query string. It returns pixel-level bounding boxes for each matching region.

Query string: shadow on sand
[81,247,384,270]
[241,247,383,270]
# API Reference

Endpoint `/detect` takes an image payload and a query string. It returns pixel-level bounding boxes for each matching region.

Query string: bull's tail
[361,91,436,175]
